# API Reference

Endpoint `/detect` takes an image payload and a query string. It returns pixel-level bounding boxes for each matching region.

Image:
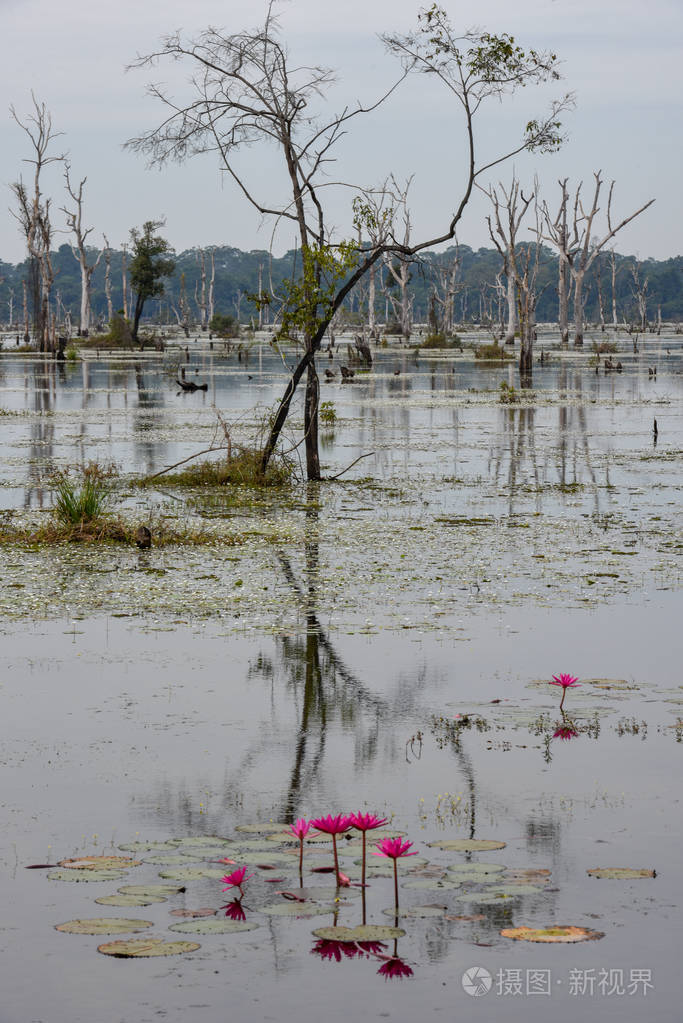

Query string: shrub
[418,332,462,350]
[475,342,513,361]
[52,466,112,527]
[209,312,240,338]
[319,401,337,425]
[153,447,292,488]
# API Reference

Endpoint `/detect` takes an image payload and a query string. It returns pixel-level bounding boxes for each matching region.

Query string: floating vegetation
[57,856,141,871]
[55,918,154,935]
[95,894,166,907]
[427,839,506,852]
[168,918,259,934]
[311,926,406,941]
[500,926,605,943]
[48,869,128,882]
[259,902,333,918]
[97,939,200,958]
[587,867,656,879]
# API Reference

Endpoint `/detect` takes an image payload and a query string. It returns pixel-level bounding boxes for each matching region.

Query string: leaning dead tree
[539,172,654,346]
[62,164,102,334]
[9,94,64,352]
[127,2,570,479]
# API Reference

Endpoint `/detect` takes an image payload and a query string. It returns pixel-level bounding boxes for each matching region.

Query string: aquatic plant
[53,470,111,527]
[550,673,581,711]
[373,837,418,910]
[348,812,388,889]
[553,723,579,741]
[377,955,414,979]
[310,814,352,888]
[220,866,254,898]
[289,818,312,877]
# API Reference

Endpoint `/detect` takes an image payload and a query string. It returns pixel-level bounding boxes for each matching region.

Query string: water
[0,337,681,1022]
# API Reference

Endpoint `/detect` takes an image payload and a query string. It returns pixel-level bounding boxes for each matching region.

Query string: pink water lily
[221,866,254,897]
[374,836,418,910]
[311,938,361,962]
[289,818,312,878]
[349,812,389,891]
[550,673,581,710]
[310,814,352,888]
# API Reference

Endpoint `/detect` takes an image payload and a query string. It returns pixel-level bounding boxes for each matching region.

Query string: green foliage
[209,312,239,337]
[475,342,513,361]
[129,221,175,303]
[319,401,337,425]
[65,345,79,362]
[499,380,518,404]
[52,465,112,526]
[154,449,292,488]
[418,332,461,350]
[272,242,359,342]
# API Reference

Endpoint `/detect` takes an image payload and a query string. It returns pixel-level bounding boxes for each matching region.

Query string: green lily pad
[236,852,291,866]
[166,836,233,847]
[501,925,604,943]
[234,823,289,834]
[259,902,334,917]
[402,878,461,891]
[362,856,428,868]
[48,869,127,883]
[587,867,655,879]
[446,862,505,876]
[382,906,446,918]
[584,678,637,690]
[55,918,154,935]
[58,856,141,871]
[312,925,405,941]
[158,867,226,881]
[483,884,544,896]
[141,854,200,866]
[455,892,520,904]
[118,841,177,853]
[229,839,281,851]
[97,938,200,958]
[447,872,510,885]
[95,894,167,907]
[168,918,259,934]
[428,839,506,852]
[118,884,185,897]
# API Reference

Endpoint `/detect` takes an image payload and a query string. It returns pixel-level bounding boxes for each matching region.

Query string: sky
[1,0,681,264]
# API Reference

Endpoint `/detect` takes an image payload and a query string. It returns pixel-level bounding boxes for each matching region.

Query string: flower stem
[393,859,399,911]
[298,836,304,883]
[361,831,367,889]
[332,835,341,887]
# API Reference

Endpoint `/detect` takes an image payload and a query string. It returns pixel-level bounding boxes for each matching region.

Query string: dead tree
[194,249,208,328]
[430,243,461,336]
[10,94,64,352]
[539,173,654,346]
[103,234,114,322]
[631,261,649,331]
[486,178,540,378]
[127,3,570,478]
[539,178,571,345]
[208,248,216,323]
[62,164,102,334]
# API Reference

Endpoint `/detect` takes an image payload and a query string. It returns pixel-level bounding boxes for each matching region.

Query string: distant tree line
[1,241,681,333]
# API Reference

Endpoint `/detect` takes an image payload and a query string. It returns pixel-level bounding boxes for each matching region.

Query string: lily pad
[446,862,505,876]
[55,918,154,935]
[58,856,141,870]
[168,918,259,934]
[235,823,289,834]
[428,839,506,852]
[259,902,334,917]
[584,678,637,690]
[483,884,544,896]
[118,884,185,897]
[312,925,405,941]
[97,938,200,958]
[158,867,226,881]
[501,925,604,943]
[382,906,446,918]
[587,867,655,879]
[118,841,176,853]
[236,853,291,866]
[169,908,217,918]
[95,894,167,907]
[166,836,232,847]
[456,892,521,904]
[362,856,428,868]
[141,854,200,866]
[402,879,461,891]
[48,869,127,883]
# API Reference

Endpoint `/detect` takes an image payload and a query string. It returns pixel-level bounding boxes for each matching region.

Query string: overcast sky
[1,0,680,263]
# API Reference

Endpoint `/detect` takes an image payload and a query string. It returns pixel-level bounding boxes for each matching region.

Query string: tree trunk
[132,295,144,345]
[573,271,585,347]
[504,270,517,344]
[304,360,321,481]
[558,256,569,346]
[368,261,376,337]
